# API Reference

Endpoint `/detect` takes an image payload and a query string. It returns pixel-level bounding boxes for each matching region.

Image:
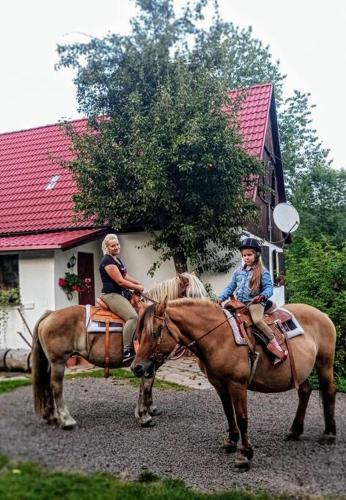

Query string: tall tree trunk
[173,252,188,274]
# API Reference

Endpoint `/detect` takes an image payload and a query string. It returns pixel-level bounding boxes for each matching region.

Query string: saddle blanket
[85,304,123,334]
[223,307,304,346]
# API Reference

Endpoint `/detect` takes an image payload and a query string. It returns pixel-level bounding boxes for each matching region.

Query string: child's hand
[252,295,263,304]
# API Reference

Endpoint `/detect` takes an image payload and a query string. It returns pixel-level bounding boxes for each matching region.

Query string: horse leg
[286,379,312,441]
[212,383,239,453]
[135,376,158,427]
[50,361,77,429]
[229,381,253,470]
[316,359,336,443]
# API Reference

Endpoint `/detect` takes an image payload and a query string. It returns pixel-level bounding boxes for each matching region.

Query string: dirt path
[0,379,345,497]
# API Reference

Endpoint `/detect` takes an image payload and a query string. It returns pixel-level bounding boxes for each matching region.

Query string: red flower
[59,278,67,287]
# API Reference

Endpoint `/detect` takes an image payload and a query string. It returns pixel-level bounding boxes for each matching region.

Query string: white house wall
[117,232,176,290]
[54,240,104,309]
[2,253,55,349]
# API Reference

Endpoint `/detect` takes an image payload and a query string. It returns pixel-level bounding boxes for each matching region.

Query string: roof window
[45,175,60,190]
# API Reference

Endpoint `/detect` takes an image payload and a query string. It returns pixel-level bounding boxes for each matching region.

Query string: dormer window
[45,175,60,190]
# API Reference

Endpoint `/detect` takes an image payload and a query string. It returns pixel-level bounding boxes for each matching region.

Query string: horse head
[132,297,176,378]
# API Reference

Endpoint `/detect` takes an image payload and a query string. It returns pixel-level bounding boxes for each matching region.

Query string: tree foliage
[279,91,332,196]
[57,0,263,273]
[285,237,346,377]
[289,164,346,245]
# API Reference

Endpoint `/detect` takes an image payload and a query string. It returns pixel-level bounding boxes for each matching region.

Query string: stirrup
[266,340,287,364]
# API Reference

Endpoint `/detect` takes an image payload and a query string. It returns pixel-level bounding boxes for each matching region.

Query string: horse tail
[32,310,53,416]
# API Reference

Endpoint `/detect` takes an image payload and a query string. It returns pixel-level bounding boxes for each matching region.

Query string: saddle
[88,295,144,377]
[88,298,125,378]
[224,296,299,389]
[224,296,291,345]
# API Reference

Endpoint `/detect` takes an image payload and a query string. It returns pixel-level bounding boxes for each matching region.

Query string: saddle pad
[85,304,123,334]
[223,309,247,346]
[279,307,304,338]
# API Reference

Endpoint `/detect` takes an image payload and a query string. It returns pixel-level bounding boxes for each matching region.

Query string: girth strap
[284,331,299,390]
[104,318,110,378]
[239,322,255,352]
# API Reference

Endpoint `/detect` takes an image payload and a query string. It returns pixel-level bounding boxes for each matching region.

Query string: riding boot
[266,337,287,365]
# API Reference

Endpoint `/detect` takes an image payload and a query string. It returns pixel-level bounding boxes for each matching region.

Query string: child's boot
[266,337,288,365]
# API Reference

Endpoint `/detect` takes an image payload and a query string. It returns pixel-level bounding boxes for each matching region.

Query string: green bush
[285,237,346,377]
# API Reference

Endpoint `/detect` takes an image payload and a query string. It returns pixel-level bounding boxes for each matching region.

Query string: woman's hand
[137,285,144,293]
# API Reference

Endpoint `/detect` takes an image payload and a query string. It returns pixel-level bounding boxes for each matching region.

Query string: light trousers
[248,303,274,341]
[101,292,138,349]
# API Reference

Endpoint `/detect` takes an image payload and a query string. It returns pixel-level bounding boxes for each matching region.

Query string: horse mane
[168,297,213,307]
[145,273,208,302]
[141,303,156,337]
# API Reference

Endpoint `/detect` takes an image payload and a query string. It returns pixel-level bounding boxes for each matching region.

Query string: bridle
[149,310,231,364]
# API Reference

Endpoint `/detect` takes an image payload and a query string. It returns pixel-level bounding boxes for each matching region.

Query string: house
[0,82,286,349]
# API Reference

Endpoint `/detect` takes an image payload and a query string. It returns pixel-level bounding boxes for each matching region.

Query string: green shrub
[285,237,346,377]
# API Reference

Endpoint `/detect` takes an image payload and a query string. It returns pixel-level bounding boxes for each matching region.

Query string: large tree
[58,0,339,274]
[58,0,261,274]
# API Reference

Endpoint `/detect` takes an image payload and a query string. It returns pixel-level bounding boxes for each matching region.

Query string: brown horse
[132,298,337,470]
[31,273,208,429]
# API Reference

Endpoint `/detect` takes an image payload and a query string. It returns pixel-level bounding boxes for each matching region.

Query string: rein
[154,310,230,353]
[139,292,159,304]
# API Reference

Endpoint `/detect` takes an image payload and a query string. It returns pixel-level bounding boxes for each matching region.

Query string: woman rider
[99,234,144,362]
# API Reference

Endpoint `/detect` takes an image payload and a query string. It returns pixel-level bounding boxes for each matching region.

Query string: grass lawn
[0,454,298,500]
[0,368,186,394]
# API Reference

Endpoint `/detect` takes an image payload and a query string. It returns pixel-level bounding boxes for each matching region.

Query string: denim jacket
[218,266,273,304]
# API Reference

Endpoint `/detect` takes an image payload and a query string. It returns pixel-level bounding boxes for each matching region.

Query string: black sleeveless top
[99,255,127,294]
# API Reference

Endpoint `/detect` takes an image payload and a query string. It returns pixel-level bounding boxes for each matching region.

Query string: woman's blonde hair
[102,234,119,255]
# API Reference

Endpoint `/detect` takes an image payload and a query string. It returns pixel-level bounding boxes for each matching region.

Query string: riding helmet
[238,237,261,253]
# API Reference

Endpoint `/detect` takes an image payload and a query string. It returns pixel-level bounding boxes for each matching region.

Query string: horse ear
[156,296,168,316]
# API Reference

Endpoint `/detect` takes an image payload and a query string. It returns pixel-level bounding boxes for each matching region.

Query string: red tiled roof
[227,82,273,159]
[0,119,89,234]
[0,83,273,250]
[0,229,106,251]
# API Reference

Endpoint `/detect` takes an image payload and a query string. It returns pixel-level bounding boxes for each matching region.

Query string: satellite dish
[273,203,300,234]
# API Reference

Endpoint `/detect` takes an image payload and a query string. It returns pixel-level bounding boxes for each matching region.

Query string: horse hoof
[234,455,250,471]
[149,407,162,417]
[285,432,301,441]
[318,433,336,445]
[141,419,155,428]
[60,418,77,430]
[61,422,77,430]
[223,438,237,453]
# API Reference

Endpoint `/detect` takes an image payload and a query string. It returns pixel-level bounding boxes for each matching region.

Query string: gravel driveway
[0,378,345,497]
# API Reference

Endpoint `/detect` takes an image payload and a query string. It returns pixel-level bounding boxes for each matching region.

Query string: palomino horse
[32,273,208,429]
[132,298,337,470]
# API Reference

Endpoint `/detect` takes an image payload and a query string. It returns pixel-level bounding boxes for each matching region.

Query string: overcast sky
[1,0,345,168]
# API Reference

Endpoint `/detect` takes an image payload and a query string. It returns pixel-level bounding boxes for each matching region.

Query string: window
[0,255,19,289]
[45,175,60,190]
[272,250,285,286]
[261,245,270,270]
